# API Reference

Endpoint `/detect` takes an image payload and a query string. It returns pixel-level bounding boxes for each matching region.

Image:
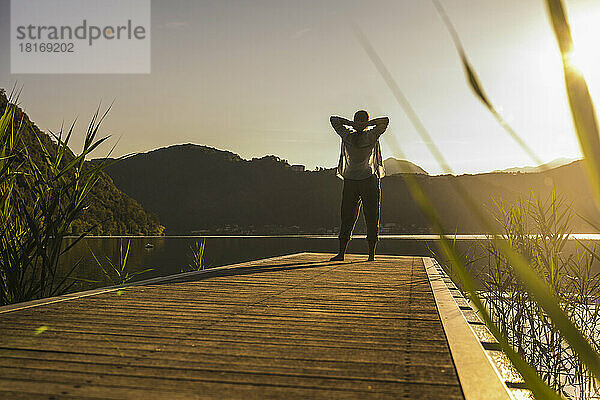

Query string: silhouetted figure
[329,110,389,261]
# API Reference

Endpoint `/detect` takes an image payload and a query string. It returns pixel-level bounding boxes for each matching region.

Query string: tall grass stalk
[479,192,600,398]
[186,239,206,272]
[546,0,600,212]
[355,0,600,396]
[91,239,153,286]
[431,0,545,170]
[354,24,563,399]
[0,93,116,305]
[441,0,600,387]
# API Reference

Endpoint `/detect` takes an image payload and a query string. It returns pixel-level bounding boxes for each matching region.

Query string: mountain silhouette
[383,158,428,175]
[492,157,577,173]
[0,89,164,235]
[95,143,599,235]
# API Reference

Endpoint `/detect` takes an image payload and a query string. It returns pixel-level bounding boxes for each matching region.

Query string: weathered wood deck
[0,253,488,399]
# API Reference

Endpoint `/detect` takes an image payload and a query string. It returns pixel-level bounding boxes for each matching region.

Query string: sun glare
[565,48,589,77]
[568,7,600,87]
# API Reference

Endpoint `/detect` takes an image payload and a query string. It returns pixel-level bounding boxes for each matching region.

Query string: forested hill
[0,89,164,235]
[95,143,599,235]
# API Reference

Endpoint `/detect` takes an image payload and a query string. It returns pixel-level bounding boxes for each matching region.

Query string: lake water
[62,234,600,292]
[62,235,447,290]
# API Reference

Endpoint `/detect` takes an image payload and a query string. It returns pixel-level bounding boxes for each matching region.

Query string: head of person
[354,110,369,125]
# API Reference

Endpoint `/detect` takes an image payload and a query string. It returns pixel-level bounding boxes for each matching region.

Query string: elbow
[381,117,390,130]
[330,116,341,128]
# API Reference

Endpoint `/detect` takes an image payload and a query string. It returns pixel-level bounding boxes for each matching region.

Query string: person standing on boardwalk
[329,110,389,261]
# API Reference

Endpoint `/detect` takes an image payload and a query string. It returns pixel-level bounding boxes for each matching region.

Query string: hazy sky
[1,0,599,174]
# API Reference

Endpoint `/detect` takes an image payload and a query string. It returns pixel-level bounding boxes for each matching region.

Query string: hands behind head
[352,120,370,132]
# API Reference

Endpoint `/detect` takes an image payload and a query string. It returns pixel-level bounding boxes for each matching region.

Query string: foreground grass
[357,0,600,397]
[0,90,115,305]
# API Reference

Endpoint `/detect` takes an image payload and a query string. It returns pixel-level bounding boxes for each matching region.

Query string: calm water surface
[63,235,441,290]
[62,234,600,292]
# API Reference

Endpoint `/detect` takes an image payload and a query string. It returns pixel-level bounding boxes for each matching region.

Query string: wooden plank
[0,378,463,400]
[0,253,466,399]
[0,348,457,381]
[0,253,310,315]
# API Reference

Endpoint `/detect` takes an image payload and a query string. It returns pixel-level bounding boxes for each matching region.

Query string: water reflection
[62,234,600,293]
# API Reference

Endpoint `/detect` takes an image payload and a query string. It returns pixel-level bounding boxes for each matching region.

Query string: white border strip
[0,252,309,315]
[423,257,513,400]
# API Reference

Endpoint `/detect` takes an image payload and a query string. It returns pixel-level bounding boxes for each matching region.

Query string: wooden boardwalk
[0,253,467,399]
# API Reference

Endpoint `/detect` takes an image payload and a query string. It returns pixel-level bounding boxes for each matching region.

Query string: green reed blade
[546,0,600,213]
[353,20,587,396]
[431,0,544,169]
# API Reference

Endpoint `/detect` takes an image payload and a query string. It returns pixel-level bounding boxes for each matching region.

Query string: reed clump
[435,192,600,398]
[182,239,206,272]
[0,92,113,305]
[357,0,600,395]
[91,239,154,286]
[482,192,600,398]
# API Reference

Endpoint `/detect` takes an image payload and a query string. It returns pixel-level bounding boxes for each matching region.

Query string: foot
[367,241,377,262]
[329,253,345,261]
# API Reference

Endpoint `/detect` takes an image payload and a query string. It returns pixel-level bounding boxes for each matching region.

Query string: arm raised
[367,117,389,137]
[330,116,355,138]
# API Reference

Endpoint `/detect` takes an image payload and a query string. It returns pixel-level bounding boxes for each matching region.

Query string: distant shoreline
[64,234,600,240]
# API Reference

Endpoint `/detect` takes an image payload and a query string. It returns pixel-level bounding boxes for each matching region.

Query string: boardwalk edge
[423,257,515,400]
